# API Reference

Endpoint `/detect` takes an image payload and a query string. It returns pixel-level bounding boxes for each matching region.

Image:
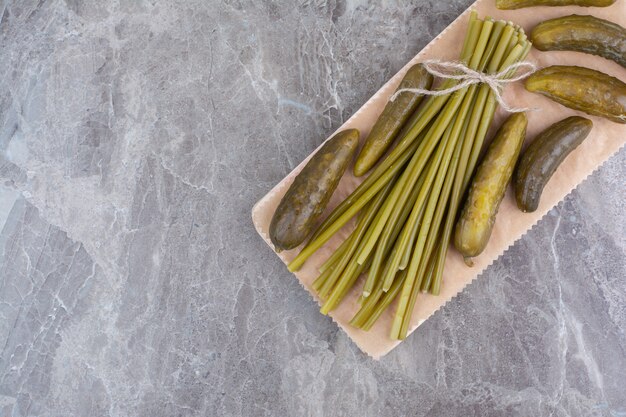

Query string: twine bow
[390,60,538,113]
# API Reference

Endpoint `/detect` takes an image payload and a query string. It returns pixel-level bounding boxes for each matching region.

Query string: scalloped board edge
[251,0,626,359]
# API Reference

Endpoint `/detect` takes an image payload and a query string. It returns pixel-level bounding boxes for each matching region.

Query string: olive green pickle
[497,0,615,9]
[515,117,593,213]
[532,15,626,68]
[353,64,433,177]
[526,66,626,124]
[454,113,527,264]
[269,129,359,251]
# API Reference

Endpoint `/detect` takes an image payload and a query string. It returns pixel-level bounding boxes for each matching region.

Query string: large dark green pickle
[454,113,527,264]
[532,15,626,68]
[526,66,626,124]
[515,117,593,213]
[497,0,615,8]
[270,129,359,251]
[353,64,433,177]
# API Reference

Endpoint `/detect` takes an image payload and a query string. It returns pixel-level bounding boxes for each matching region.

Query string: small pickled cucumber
[270,129,359,251]
[515,117,593,213]
[353,64,433,177]
[526,65,626,124]
[532,15,626,68]
[497,0,616,9]
[454,113,527,264]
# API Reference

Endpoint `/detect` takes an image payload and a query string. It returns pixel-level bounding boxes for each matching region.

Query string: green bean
[361,270,408,331]
[390,18,497,339]
[396,96,468,279]
[505,33,520,58]
[396,110,469,337]
[352,264,395,326]
[312,264,335,293]
[354,156,420,266]
[397,191,429,272]
[317,177,396,298]
[411,101,469,281]
[352,267,405,329]
[469,19,496,68]
[397,119,456,272]
[490,25,517,73]
[430,89,492,295]
[395,199,425,270]
[321,257,371,314]
[318,231,355,274]
[398,246,442,336]
[318,220,367,298]
[420,236,441,292]
[463,12,482,62]
[478,20,507,71]
[364,168,428,296]
[392,109,465,338]
[351,272,389,327]
[380,118,454,291]
[319,184,400,310]
[363,164,429,299]
[377,161,436,275]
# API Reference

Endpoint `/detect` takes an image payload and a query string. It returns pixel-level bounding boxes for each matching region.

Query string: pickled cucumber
[515,117,593,213]
[354,64,433,177]
[532,15,626,68]
[526,66,626,124]
[454,113,527,264]
[497,0,616,9]
[270,129,359,251]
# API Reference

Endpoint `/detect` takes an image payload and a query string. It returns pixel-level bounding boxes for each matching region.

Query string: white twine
[390,60,538,113]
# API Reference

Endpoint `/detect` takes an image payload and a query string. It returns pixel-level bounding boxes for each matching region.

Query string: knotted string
[390,60,538,113]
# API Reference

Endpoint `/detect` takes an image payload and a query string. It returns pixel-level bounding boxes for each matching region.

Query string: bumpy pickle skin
[515,117,593,213]
[531,15,626,68]
[454,113,527,264]
[269,129,359,251]
[354,64,434,177]
[526,65,626,124]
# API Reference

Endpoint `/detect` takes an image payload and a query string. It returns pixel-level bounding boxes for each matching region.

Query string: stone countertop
[0,1,624,416]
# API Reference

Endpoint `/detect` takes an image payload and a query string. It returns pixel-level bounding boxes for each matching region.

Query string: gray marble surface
[0,1,624,416]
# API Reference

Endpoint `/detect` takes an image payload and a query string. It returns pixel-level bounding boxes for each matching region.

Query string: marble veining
[0,1,624,416]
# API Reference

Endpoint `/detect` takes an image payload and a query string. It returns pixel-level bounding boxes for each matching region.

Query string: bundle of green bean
[289,12,532,340]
